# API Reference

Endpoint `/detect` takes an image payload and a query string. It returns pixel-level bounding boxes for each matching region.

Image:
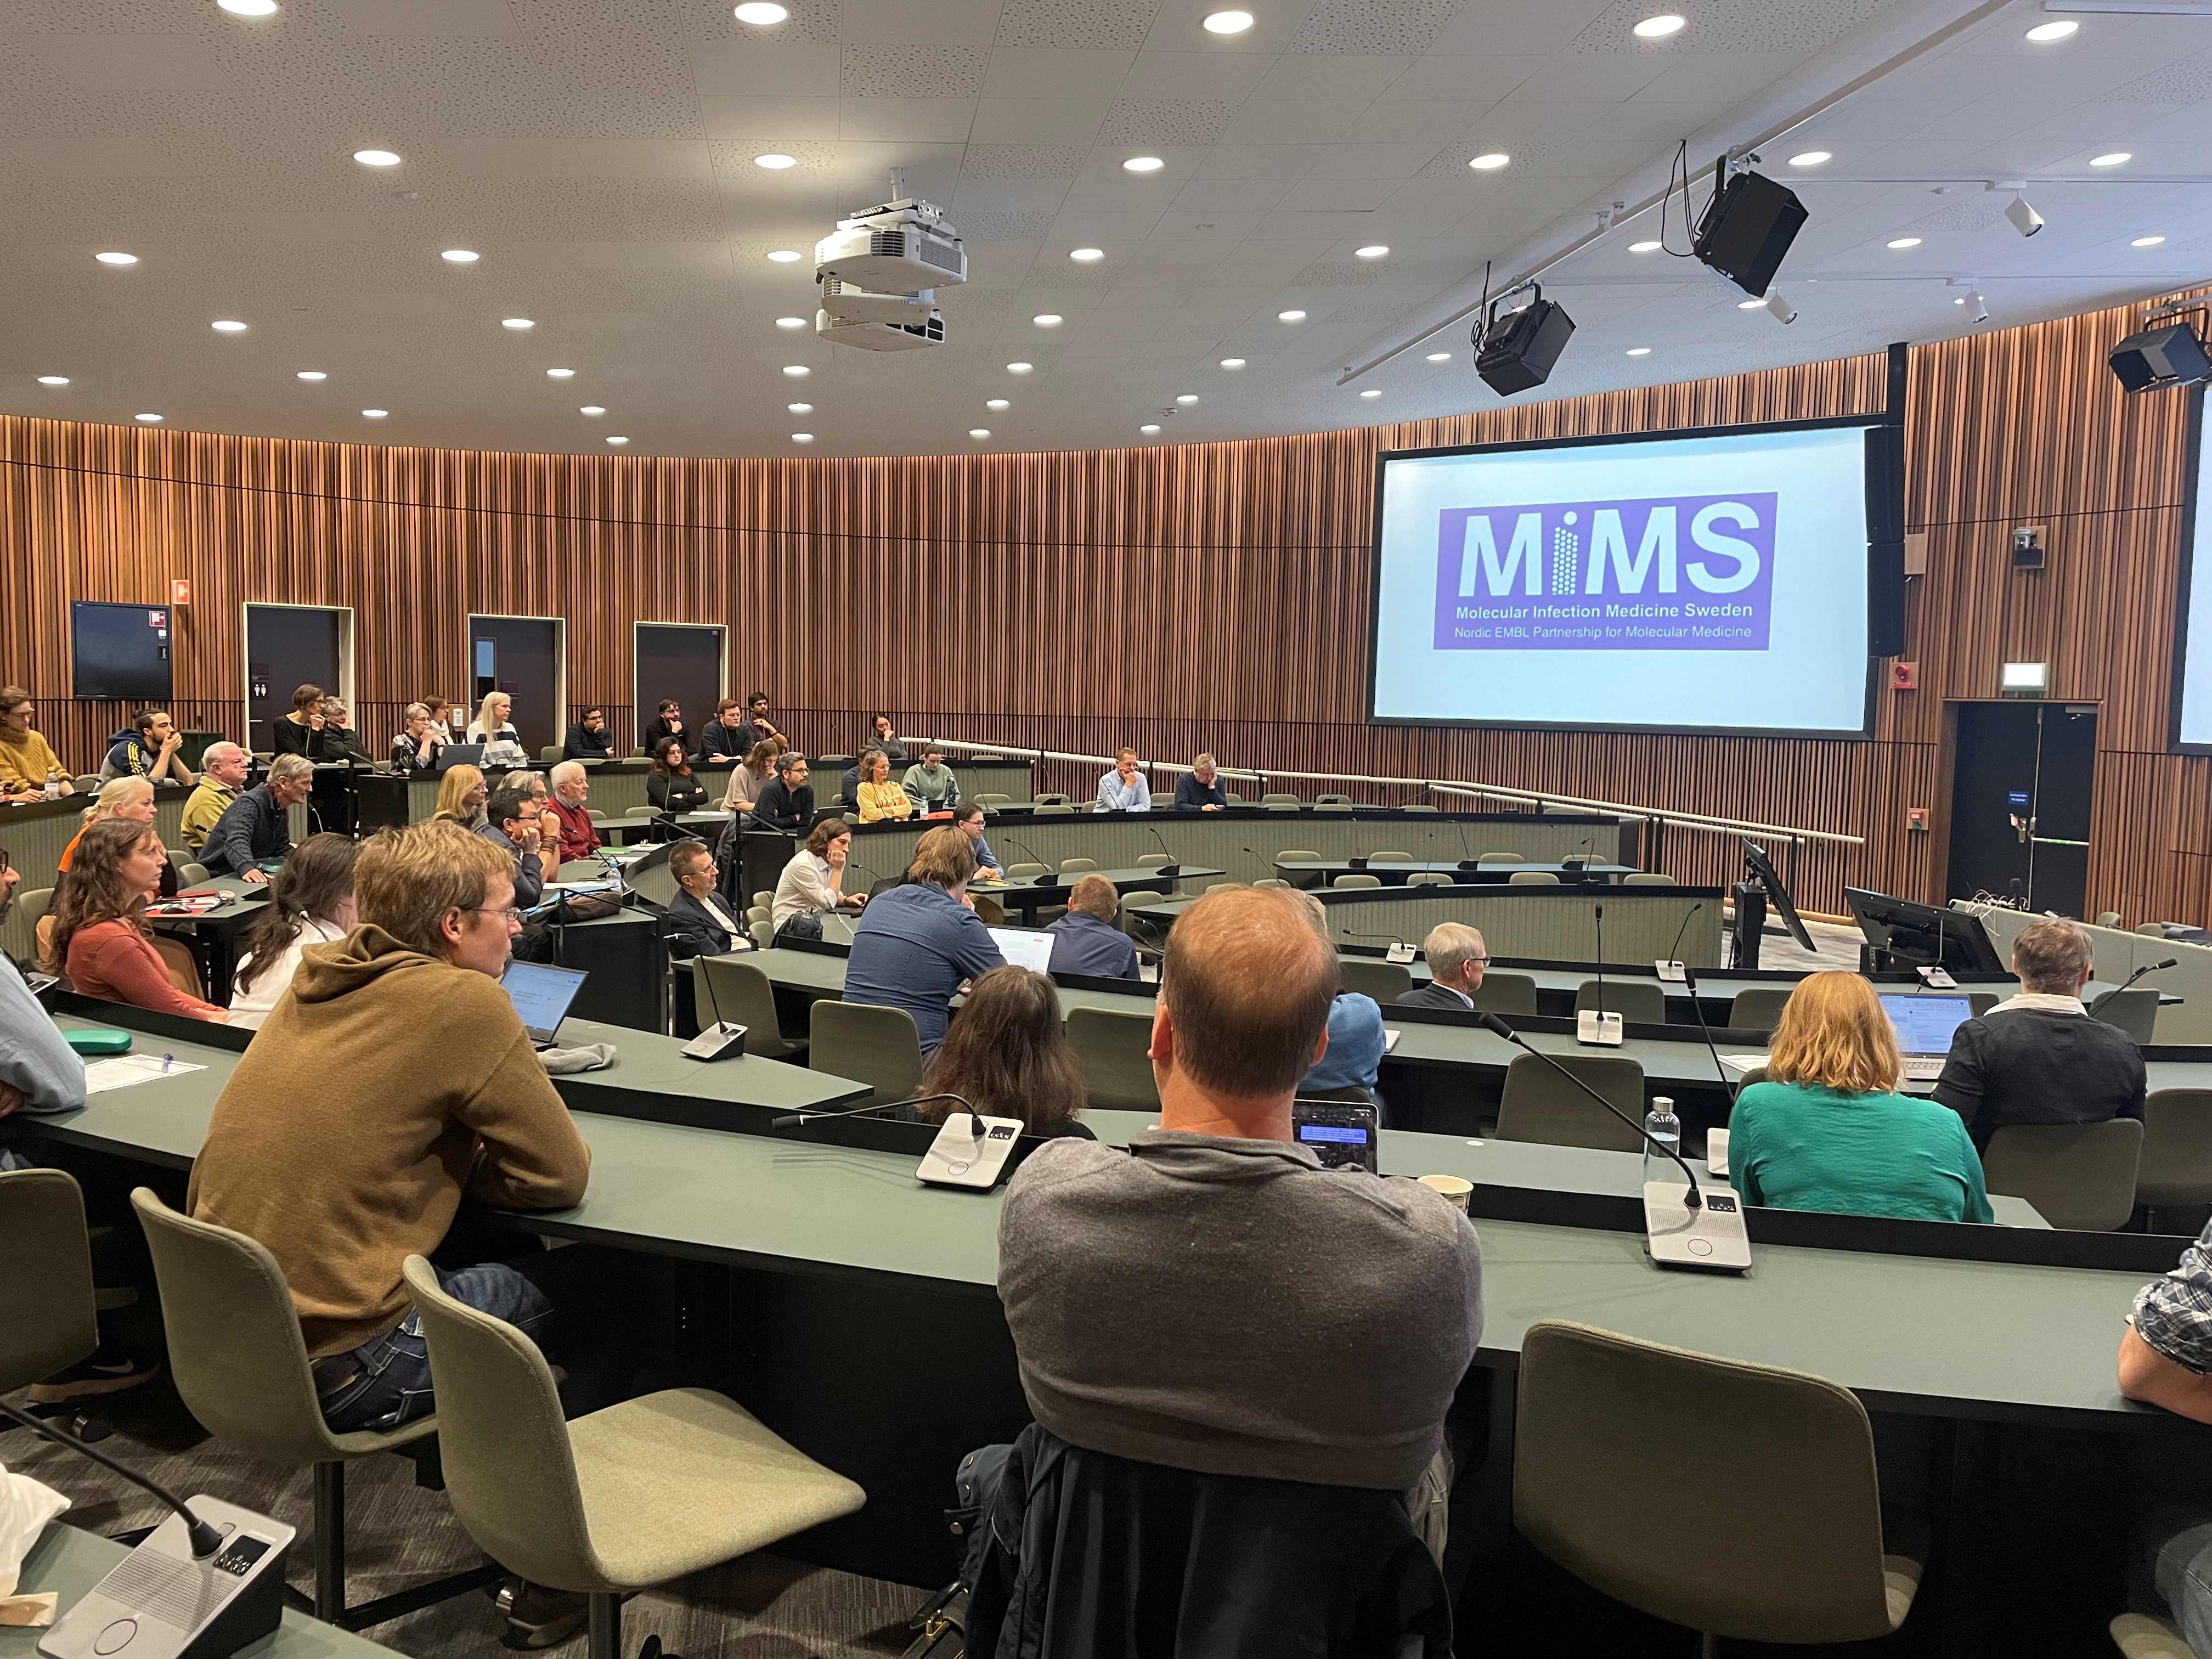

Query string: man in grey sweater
[997,884,1483,1494]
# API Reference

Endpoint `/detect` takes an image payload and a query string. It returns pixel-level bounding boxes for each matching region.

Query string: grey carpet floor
[3,1384,933,1659]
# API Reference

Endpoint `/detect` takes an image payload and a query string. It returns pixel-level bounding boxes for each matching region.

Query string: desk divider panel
[1309,888,1723,968]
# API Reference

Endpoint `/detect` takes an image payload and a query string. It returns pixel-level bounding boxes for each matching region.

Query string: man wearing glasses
[1397,923,1490,1011]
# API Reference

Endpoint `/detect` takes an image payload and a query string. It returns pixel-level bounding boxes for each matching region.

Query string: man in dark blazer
[664,840,750,958]
[1396,923,1488,1012]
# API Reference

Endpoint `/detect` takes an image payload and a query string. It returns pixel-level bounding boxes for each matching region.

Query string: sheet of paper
[1384,1029,1402,1052]
[83,1056,207,1094]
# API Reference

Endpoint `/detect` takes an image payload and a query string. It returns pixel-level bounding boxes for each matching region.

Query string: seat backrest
[1337,957,1412,1002]
[1508,870,1560,887]
[2139,1089,2212,1208]
[1007,862,1046,879]
[2138,923,2168,938]
[1036,803,1076,815]
[2092,986,2158,1043]
[1280,849,1321,864]
[1982,1119,2145,1230]
[1514,1320,1898,1644]
[810,999,923,1104]
[1622,872,1674,887]
[625,805,657,817]
[2096,911,2123,928]
[1367,850,1414,862]
[1726,986,1795,1033]
[1478,851,1523,865]
[977,793,1012,806]
[1253,877,1291,889]
[1136,852,1173,868]
[153,934,205,998]
[398,1256,601,1592]
[1333,872,1381,889]
[130,1188,353,1466]
[179,862,210,887]
[751,917,774,950]
[0,1169,99,1395]
[73,775,101,795]
[1261,793,1298,806]
[1572,979,1666,1025]
[1406,871,1451,887]
[1495,1052,1647,1152]
[1059,857,1098,873]
[1316,793,1353,804]
[1065,1006,1159,1111]
[695,956,791,1056]
[19,885,54,928]
[586,809,607,823]
[1034,792,1069,806]
[538,745,563,764]
[1468,971,1538,1015]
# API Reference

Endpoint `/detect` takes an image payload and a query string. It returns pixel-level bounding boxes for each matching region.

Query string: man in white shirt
[664,840,749,957]
[1396,923,1488,1012]
[1094,747,1152,813]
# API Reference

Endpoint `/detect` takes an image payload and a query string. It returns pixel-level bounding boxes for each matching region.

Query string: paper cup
[1418,1173,1473,1211]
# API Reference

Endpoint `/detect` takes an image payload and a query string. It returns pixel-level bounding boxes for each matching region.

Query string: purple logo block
[1431,492,1778,652]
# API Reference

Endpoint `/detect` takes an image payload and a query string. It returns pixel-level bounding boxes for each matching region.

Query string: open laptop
[500,961,589,1049]
[436,741,484,772]
[1878,990,1975,1081]
[987,927,1056,975]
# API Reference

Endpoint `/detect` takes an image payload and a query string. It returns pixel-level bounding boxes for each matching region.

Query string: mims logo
[1431,493,1778,652]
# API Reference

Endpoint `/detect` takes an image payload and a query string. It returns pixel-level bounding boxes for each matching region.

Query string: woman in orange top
[58,776,178,898]
[47,818,227,1022]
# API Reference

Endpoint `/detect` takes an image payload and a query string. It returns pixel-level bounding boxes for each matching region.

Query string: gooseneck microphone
[997,836,1058,884]
[0,1398,226,1557]
[2090,958,2176,1017]
[1146,826,1181,873]
[1663,902,1702,972]
[1678,964,1740,1105]
[1474,1012,1703,1208]
[1593,902,1608,1017]
[770,1091,976,1131]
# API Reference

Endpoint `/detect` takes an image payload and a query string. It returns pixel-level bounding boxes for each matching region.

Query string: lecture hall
[7,1,2212,1655]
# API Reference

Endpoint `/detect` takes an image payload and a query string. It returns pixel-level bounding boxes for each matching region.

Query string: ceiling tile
[698,95,843,140]
[29,35,232,91]
[1118,50,1278,101]
[324,0,521,35]
[980,48,1137,97]
[686,39,841,98]
[1286,0,1463,57]
[970,98,1113,143]
[838,97,980,143]
[1249,52,1413,103]
[843,43,990,98]
[1218,99,1371,144]
[998,0,1161,51]
[570,140,716,179]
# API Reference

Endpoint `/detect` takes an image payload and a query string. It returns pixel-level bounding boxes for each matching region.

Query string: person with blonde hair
[1726,972,1991,1223]
[853,748,913,823]
[433,763,488,830]
[58,777,173,900]
[468,691,525,768]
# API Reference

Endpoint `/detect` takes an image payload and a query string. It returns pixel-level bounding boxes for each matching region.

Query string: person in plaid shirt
[2120,1224,2212,1654]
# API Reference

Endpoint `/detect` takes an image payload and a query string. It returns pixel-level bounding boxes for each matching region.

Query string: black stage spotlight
[1474,282,1575,396]
[1692,161,1807,298]
[2110,318,2212,394]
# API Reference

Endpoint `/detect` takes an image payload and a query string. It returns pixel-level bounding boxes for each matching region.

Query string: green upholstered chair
[809,1000,923,1105]
[1983,1120,2145,1231]
[1494,1052,1647,1153]
[1065,1006,1159,1113]
[695,956,804,1059]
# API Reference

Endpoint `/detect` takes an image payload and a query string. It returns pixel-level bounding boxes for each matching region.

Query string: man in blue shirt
[1300,992,1387,1104]
[951,803,1004,881]
[1046,875,1141,980]
[844,826,1005,1053]
[1096,747,1152,812]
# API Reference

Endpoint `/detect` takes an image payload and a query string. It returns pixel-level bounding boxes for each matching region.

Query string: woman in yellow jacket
[854,748,913,823]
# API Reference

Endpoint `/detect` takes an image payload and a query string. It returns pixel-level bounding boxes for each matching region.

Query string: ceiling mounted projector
[815,309,946,352]
[1691,160,1807,297]
[815,197,967,295]
[1474,281,1575,396]
[817,274,934,326]
[2109,318,2212,393]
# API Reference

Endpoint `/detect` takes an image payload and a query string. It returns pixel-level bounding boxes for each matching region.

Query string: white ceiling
[2,0,2209,459]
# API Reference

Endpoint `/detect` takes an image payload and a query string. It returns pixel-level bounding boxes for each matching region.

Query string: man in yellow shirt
[181,742,250,851]
[0,687,71,800]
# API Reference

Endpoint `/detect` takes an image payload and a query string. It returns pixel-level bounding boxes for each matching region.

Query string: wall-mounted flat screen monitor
[72,601,174,702]
[2169,390,2212,751]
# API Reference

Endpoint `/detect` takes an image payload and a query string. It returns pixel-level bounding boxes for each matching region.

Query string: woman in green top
[1729,972,1994,1224]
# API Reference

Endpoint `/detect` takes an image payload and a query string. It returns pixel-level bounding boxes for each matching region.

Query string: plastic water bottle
[1642,1095,1682,1187]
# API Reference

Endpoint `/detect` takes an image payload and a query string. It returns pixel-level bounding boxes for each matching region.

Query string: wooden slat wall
[1,297,2200,917]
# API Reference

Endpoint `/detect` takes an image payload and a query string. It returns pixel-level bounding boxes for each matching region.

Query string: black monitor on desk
[1846,887,2006,974]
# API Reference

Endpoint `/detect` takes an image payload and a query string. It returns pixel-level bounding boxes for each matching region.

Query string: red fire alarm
[1907,807,1929,832]
[1892,660,1917,690]
[169,578,192,606]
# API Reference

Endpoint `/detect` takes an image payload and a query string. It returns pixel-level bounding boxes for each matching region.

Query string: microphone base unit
[916,1112,1028,1189]
[1643,1181,1752,1273]
[1654,958,1687,984]
[1916,964,1958,990]
[1575,1010,1624,1047]
[1385,941,1418,964]
[680,1020,748,1062]
[41,1496,294,1659]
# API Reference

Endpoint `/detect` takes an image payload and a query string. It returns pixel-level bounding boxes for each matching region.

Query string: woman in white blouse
[227,833,358,1030]
[772,817,868,929]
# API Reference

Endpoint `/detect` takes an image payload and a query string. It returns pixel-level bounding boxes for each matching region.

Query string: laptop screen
[1877,991,1973,1057]
[501,961,588,1040]
[988,927,1056,975]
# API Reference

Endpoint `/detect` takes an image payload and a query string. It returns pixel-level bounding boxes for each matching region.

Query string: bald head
[1158,884,1338,1098]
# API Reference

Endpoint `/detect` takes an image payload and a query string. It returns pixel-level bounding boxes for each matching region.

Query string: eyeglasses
[461,905,523,925]
[0,851,11,876]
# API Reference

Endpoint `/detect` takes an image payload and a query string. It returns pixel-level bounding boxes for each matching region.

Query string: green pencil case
[65,1029,133,1056]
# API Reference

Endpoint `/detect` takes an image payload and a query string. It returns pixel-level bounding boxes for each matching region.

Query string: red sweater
[66,919,223,1020]
[544,794,600,863]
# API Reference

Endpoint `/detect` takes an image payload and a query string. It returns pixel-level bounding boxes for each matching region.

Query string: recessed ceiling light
[986,397,1010,409]
[1355,244,1389,259]
[546,368,575,378]
[969,428,990,438]
[1626,347,1652,357]
[782,364,810,376]
[787,402,812,413]
[296,370,326,381]
[2025,19,2077,41]
[2133,234,2168,247]
[1140,423,1161,433]
[734,1,787,21]
[1202,9,1254,33]
[1358,388,1381,399]
[1278,309,1306,321]
[1176,393,1198,404]
[1033,313,1063,326]
[135,413,162,422]
[792,432,814,442]
[362,409,388,419]
[776,315,806,329]
[1425,352,1451,362]
[580,405,606,415]
[1887,236,1922,249]
[441,249,478,263]
[1633,13,1686,37]
[607,435,629,445]
[766,249,803,262]
[1122,156,1164,173]
[1737,298,1764,309]
[1006,361,1034,374]
[218,0,278,13]
[353,149,402,167]
[211,319,247,332]
[1070,247,1104,262]
[1468,152,1510,171]
[2091,151,2131,168]
[501,317,534,330]
[1628,239,1661,253]
[1788,150,1831,167]
[95,251,138,266]
[1220,357,1245,368]
[754,153,797,170]
[37,376,69,386]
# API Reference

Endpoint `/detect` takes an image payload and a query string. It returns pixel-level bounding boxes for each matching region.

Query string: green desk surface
[4,1525,391,1659]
